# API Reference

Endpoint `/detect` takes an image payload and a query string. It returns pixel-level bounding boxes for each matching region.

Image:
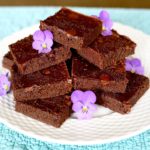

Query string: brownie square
[40,8,102,49]
[9,35,71,75]
[3,52,15,70]
[11,62,72,101]
[72,53,128,93]
[96,72,149,114]
[76,30,136,69]
[15,95,72,128]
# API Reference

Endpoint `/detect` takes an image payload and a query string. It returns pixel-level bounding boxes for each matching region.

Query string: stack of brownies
[2,8,149,128]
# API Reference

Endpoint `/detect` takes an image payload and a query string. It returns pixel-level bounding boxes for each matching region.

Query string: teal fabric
[0,7,150,150]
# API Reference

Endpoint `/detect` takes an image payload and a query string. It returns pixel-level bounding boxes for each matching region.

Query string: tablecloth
[0,7,150,150]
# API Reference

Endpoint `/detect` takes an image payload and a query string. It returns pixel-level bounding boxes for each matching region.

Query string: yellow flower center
[42,43,47,49]
[102,26,106,31]
[3,84,9,91]
[131,69,135,73]
[82,106,88,113]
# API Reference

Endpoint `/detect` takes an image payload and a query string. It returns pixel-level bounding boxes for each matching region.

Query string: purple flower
[98,10,113,36]
[32,30,53,54]
[125,58,144,75]
[71,90,97,120]
[0,73,11,96]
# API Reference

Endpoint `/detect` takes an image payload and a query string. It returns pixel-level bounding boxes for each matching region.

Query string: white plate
[0,23,150,145]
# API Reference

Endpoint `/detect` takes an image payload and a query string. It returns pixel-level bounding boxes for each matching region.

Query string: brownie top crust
[20,95,72,115]
[89,30,136,54]
[103,72,149,103]
[11,62,70,89]
[41,8,102,37]
[9,35,63,64]
[72,53,126,81]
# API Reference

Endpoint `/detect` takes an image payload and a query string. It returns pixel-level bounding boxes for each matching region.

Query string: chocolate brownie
[3,52,15,70]
[40,8,102,49]
[11,62,72,101]
[72,54,128,93]
[76,30,136,69]
[96,72,149,114]
[15,95,72,128]
[9,35,71,75]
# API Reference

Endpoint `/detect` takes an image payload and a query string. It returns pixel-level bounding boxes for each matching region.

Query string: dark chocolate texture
[72,53,128,93]
[11,62,72,101]
[10,35,71,74]
[40,8,102,49]
[76,30,136,69]
[15,95,72,127]
[96,72,149,114]
[3,52,15,70]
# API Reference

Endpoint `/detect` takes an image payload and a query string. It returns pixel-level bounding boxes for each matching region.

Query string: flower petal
[101,30,112,36]
[125,59,131,64]
[32,41,43,52]
[45,39,53,50]
[71,90,84,103]
[83,91,96,104]
[0,74,7,81]
[72,102,83,112]
[125,60,133,71]
[33,30,45,42]
[0,74,10,86]
[41,48,52,54]
[44,30,53,40]
[131,58,142,67]
[99,10,110,21]
[135,66,144,75]
[0,74,11,96]
[103,19,113,30]
[76,110,92,120]
[87,103,97,112]
[0,88,6,96]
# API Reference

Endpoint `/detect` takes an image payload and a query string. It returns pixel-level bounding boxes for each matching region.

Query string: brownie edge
[3,52,15,70]
[40,8,102,49]
[11,62,72,101]
[15,95,72,128]
[96,72,149,114]
[72,53,128,93]
[76,30,136,69]
[9,35,71,75]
